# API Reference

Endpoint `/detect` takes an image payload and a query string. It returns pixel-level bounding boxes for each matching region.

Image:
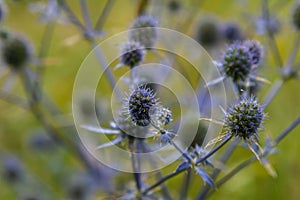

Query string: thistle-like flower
[243,40,264,66]
[129,15,158,48]
[224,96,265,140]
[120,41,145,68]
[127,86,158,127]
[0,33,33,70]
[150,106,172,130]
[221,42,252,83]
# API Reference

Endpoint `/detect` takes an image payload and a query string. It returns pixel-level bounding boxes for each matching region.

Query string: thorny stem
[262,0,283,68]
[57,0,85,31]
[262,79,284,107]
[63,0,121,100]
[169,139,192,163]
[196,138,240,200]
[208,115,300,196]
[180,168,192,200]
[142,165,190,195]
[195,135,232,164]
[140,141,172,199]
[95,0,115,30]
[284,32,300,73]
[79,0,93,33]
[142,135,232,195]
[129,138,142,192]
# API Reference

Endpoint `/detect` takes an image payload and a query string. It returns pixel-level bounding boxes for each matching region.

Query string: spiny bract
[224,96,265,140]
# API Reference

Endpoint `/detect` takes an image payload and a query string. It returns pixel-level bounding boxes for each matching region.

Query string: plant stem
[262,0,283,68]
[140,141,172,199]
[142,166,189,195]
[196,138,240,199]
[207,115,300,196]
[95,0,115,30]
[196,135,232,164]
[180,168,192,200]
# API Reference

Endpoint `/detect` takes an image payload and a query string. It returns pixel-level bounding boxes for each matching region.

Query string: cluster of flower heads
[195,19,243,47]
[220,40,264,88]
[119,15,158,68]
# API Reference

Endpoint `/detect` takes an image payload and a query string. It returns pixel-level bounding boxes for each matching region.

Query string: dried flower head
[129,15,158,48]
[224,96,265,140]
[243,40,264,65]
[1,33,32,70]
[120,41,145,68]
[127,86,157,126]
[222,42,252,82]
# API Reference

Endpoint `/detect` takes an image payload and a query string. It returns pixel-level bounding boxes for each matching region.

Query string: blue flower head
[129,15,158,48]
[221,42,252,83]
[224,96,265,140]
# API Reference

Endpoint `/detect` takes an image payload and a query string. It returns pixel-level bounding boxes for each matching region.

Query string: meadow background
[0,0,300,199]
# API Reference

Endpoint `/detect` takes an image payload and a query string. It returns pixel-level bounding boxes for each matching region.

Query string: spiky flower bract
[243,40,264,66]
[222,42,252,83]
[120,41,145,68]
[1,33,32,70]
[129,15,158,48]
[292,3,300,29]
[128,86,157,127]
[224,96,265,140]
[196,20,221,47]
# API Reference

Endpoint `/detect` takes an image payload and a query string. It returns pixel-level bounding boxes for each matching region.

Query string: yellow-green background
[0,0,300,199]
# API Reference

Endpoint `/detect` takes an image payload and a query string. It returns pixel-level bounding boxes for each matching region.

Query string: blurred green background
[0,0,300,199]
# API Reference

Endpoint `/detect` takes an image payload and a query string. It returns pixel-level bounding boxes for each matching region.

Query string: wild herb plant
[0,0,300,199]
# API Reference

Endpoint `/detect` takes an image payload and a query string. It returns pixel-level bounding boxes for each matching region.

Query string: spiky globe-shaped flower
[120,41,145,68]
[224,96,265,140]
[1,35,32,70]
[128,86,157,126]
[129,15,158,48]
[222,42,252,82]
[292,3,300,29]
[243,40,264,65]
[150,106,172,129]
